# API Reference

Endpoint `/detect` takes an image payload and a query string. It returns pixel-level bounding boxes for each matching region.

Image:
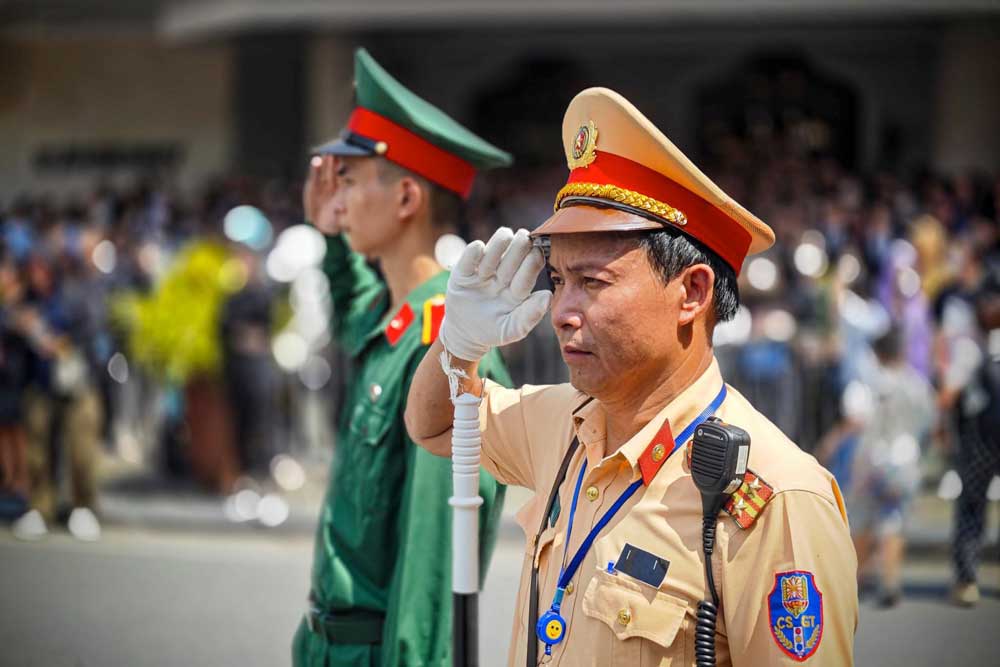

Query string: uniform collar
[377,269,449,346]
[572,357,725,484]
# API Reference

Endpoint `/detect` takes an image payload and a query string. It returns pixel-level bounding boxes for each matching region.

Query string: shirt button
[617,608,632,626]
[585,486,599,502]
[565,581,574,595]
[369,383,383,402]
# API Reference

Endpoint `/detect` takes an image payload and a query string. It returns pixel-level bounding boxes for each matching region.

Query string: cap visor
[530,202,662,238]
[311,138,373,157]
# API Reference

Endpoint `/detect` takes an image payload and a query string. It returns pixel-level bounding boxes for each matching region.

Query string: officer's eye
[582,276,606,289]
[548,273,564,287]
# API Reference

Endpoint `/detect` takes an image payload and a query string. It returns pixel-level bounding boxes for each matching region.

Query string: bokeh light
[272,331,309,371]
[746,256,778,292]
[107,352,129,384]
[435,233,468,269]
[223,205,274,250]
[91,240,117,274]
[266,224,326,284]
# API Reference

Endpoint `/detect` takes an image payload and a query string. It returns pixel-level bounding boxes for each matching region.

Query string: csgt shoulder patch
[723,469,773,529]
[768,570,823,661]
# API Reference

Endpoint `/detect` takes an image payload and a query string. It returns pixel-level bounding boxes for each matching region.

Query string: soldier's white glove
[438,227,552,363]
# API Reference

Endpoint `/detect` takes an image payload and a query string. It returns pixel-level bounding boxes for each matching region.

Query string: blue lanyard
[551,384,727,608]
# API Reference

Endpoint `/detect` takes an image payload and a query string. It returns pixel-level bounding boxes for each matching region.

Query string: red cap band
[347,108,477,199]
[566,151,752,272]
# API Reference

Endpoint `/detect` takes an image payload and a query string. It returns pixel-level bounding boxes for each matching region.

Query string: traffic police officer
[292,49,513,667]
[406,88,858,665]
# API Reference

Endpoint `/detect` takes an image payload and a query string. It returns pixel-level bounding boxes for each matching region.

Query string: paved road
[1,528,997,667]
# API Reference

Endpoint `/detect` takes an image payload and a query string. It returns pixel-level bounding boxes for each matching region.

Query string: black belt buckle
[304,599,385,645]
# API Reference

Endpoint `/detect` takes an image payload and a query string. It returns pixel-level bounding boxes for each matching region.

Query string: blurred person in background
[292,49,513,667]
[814,259,889,493]
[877,239,933,380]
[934,237,1000,607]
[845,327,936,607]
[2,198,37,262]
[0,249,32,520]
[220,242,279,476]
[911,214,951,303]
[14,250,104,542]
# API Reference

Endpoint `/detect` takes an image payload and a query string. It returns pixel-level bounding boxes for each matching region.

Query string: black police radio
[690,416,751,667]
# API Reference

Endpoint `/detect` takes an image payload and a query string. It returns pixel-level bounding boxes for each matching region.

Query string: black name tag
[614,543,669,589]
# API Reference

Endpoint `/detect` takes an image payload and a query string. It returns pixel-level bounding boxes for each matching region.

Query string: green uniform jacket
[293,233,510,667]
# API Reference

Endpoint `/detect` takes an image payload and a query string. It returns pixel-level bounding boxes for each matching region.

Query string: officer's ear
[397,176,427,223]
[677,263,714,327]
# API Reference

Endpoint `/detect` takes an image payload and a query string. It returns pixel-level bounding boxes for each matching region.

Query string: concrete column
[233,32,307,181]
[933,23,1000,175]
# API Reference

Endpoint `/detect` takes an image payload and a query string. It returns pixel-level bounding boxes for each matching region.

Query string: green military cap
[314,48,512,199]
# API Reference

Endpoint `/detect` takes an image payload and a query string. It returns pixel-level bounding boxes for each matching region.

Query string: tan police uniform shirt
[477,358,857,666]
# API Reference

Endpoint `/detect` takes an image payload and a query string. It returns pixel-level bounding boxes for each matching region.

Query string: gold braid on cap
[554,182,688,226]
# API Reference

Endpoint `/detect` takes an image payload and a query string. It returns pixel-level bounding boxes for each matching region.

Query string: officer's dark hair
[635,229,740,323]
[375,158,465,231]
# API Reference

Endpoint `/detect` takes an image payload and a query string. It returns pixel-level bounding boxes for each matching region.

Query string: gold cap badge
[567,120,598,169]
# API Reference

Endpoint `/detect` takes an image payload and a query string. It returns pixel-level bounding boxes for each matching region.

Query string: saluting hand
[438,227,552,363]
[304,155,342,235]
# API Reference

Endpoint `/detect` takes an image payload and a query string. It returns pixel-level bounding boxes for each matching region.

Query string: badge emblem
[567,120,598,169]
[768,571,823,661]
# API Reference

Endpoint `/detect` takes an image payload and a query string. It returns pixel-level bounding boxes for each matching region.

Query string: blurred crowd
[697,131,1000,609]
[0,178,307,538]
[1,129,998,603]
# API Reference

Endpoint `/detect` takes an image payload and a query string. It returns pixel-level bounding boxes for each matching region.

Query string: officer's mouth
[562,343,593,362]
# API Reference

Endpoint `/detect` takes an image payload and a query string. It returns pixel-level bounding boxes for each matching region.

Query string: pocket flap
[581,569,688,646]
[529,525,564,565]
[349,403,393,446]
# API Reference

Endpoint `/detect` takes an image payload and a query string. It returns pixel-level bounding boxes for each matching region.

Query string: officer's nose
[551,287,584,332]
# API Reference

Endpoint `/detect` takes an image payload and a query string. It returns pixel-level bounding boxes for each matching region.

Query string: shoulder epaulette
[421,294,446,345]
[723,470,774,529]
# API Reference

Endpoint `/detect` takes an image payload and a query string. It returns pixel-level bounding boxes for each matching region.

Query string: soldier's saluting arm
[304,155,388,353]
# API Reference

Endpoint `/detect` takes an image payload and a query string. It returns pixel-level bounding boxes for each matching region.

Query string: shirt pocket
[514,525,564,659]
[581,569,689,666]
[345,401,397,517]
[348,400,393,446]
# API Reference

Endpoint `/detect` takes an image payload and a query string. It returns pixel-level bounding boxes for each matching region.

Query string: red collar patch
[637,419,676,486]
[385,302,415,346]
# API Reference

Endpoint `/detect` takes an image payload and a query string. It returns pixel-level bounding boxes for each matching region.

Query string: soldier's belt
[305,606,384,645]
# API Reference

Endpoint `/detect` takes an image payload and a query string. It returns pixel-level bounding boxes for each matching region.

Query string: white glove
[438,227,552,362]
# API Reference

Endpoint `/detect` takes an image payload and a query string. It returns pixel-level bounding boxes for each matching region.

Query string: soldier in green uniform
[292,49,513,667]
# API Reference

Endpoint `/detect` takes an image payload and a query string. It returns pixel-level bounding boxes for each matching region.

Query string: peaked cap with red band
[531,88,775,273]
[313,48,512,199]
